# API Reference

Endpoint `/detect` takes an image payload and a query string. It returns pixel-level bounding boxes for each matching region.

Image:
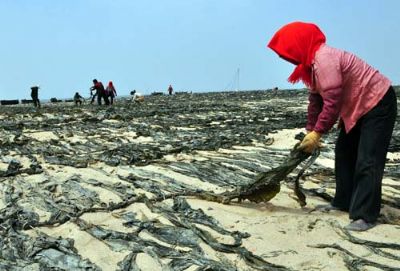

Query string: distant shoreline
[2,86,399,106]
[0,88,308,106]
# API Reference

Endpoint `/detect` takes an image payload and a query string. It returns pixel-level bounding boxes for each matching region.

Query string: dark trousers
[333,87,397,222]
[96,92,110,105]
[31,94,41,108]
[90,93,97,104]
[97,93,102,105]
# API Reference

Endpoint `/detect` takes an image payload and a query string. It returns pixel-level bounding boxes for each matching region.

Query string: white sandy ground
[267,128,305,150]
[11,127,398,270]
[23,131,59,141]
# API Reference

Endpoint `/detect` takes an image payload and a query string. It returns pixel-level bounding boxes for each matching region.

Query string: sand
[2,100,399,270]
[20,128,399,269]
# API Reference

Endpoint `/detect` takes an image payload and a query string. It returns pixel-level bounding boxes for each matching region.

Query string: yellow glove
[299,131,321,153]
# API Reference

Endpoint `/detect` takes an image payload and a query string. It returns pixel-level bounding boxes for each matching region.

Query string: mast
[224,67,241,92]
[236,68,240,91]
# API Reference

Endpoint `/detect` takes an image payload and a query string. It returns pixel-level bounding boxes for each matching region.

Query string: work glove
[299,131,321,153]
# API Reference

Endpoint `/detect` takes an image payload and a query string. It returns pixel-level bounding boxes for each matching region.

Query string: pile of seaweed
[1,89,399,270]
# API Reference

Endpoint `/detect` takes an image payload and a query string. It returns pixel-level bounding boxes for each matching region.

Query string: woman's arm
[306,92,323,131]
[313,87,343,134]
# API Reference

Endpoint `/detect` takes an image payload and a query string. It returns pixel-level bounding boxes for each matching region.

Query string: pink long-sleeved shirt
[306,44,391,134]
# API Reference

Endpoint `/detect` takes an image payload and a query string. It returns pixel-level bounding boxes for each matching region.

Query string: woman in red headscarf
[268,22,397,231]
[106,81,117,105]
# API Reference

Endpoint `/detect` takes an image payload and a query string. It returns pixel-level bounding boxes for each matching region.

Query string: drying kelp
[0,90,309,166]
[311,221,400,270]
[184,136,318,206]
[1,89,399,270]
[0,167,291,270]
[0,230,100,270]
[0,158,43,177]
[68,196,290,271]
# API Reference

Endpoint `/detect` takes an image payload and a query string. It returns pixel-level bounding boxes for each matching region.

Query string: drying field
[1,90,399,270]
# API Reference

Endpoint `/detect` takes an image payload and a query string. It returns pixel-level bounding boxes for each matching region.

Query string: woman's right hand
[299,131,321,153]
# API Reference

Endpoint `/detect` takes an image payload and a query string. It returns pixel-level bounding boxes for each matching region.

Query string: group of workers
[88,79,117,106]
[30,80,174,107]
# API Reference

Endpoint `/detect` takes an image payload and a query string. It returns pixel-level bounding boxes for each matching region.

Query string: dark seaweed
[1,89,399,270]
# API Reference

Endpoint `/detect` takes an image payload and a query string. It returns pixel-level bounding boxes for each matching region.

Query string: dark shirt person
[90,79,109,105]
[74,92,83,105]
[30,85,41,108]
[168,84,173,95]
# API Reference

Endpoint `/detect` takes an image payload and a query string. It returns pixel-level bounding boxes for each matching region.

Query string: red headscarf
[267,22,326,88]
[108,81,113,87]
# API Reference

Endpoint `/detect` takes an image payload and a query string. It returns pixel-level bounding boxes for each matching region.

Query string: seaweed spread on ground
[1,89,400,270]
[187,134,319,207]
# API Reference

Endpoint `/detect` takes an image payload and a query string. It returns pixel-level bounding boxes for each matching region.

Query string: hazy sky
[0,0,399,99]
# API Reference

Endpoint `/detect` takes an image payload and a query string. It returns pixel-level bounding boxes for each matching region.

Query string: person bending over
[268,22,397,231]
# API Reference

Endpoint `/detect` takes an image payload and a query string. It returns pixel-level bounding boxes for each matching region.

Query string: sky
[0,0,399,100]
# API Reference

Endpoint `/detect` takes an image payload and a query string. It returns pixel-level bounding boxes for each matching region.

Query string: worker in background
[106,81,117,105]
[90,79,109,105]
[74,92,83,106]
[130,90,144,103]
[30,85,41,108]
[168,84,173,95]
